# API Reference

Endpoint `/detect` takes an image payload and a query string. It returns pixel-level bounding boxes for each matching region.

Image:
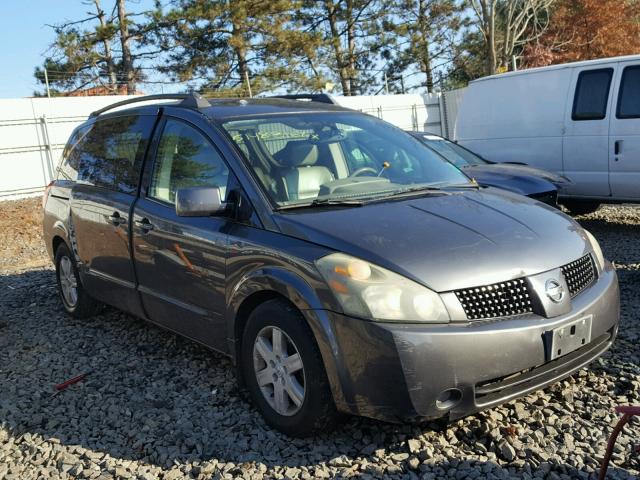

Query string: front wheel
[55,243,100,318]
[561,200,601,216]
[240,299,340,436]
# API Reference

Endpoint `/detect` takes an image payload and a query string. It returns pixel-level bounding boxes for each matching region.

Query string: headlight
[316,253,450,323]
[584,229,606,271]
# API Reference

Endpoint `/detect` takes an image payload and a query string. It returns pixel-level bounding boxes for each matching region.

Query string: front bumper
[528,189,558,207]
[317,263,619,423]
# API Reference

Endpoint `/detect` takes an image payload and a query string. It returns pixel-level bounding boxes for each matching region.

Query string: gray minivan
[43,94,619,436]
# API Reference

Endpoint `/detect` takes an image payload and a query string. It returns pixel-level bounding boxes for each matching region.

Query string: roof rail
[89,93,211,118]
[270,93,338,105]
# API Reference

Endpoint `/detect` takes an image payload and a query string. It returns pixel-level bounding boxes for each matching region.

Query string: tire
[561,200,601,216]
[54,243,100,318]
[240,298,341,436]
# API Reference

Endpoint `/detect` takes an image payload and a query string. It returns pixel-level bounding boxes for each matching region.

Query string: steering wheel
[349,167,378,178]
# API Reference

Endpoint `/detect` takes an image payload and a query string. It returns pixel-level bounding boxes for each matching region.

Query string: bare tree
[467,0,556,75]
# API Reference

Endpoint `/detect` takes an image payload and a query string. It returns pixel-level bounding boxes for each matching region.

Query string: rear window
[61,115,155,194]
[572,68,613,121]
[616,65,640,119]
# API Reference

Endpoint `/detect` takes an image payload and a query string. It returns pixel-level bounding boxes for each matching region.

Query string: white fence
[0,91,465,200]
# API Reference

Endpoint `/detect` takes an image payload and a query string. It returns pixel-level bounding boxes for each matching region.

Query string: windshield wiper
[276,198,364,211]
[442,182,482,189]
[377,185,447,199]
[367,183,480,203]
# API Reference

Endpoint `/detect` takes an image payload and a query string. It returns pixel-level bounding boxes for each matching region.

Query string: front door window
[149,119,230,204]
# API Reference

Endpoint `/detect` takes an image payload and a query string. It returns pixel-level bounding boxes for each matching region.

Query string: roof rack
[270,93,338,105]
[89,93,211,118]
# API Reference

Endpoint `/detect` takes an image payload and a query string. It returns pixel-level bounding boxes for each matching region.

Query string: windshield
[221,113,471,207]
[417,135,487,168]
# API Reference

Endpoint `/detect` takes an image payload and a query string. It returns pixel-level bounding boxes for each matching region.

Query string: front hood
[274,189,590,292]
[464,164,569,195]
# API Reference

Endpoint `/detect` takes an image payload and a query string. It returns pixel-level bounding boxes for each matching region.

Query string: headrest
[274,141,319,167]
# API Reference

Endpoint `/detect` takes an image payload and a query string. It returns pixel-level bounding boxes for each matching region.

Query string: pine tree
[300,0,390,95]
[34,0,158,96]
[386,0,466,93]
[153,0,323,96]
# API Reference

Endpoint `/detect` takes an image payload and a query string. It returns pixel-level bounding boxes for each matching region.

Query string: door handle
[614,140,622,156]
[107,212,125,226]
[135,218,154,232]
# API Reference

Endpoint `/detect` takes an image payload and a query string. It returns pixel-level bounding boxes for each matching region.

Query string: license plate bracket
[547,315,593,361]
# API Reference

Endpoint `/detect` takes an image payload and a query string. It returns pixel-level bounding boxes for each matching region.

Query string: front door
[562,66,615,197]
[70,114,156,317]
[609,61,640,200]
[132,117,232,352]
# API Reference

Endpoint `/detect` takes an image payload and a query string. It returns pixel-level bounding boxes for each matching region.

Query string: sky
[0,0,156,98]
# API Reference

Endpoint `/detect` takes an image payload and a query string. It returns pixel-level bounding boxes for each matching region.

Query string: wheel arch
[52,234,68,255]
[227,266,328,356]
[46,219,71,261]
[227,267,348,408]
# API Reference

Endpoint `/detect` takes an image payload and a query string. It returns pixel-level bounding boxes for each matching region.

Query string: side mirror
[175,186,226,217]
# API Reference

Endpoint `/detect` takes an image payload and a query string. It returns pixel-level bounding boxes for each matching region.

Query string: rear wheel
[55,243,100,318]
[561,200,601,216]
[240,298,340,436]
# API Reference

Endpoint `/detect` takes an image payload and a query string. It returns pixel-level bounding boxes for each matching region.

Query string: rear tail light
[42,181,54,208]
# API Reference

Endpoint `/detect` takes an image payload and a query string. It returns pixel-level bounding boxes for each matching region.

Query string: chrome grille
[561,254,596,298]
[455,278,533,320]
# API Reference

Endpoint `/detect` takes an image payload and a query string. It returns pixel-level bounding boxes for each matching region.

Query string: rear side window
[75,115,155,194]
[149,118,230,204]
[572,68,613,121]
[58,124,93,181]
[617,65,640,119]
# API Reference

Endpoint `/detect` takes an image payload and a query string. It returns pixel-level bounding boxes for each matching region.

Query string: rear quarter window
[57,124,93,181]
[73,115,155,194]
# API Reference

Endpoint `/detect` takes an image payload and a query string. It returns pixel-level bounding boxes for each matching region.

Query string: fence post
[377,106,383,119]
[411,104,418,131]
[440,93,449,138]
[40,115,55,183]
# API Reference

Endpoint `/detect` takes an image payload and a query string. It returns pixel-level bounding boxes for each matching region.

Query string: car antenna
[377,162,391,177]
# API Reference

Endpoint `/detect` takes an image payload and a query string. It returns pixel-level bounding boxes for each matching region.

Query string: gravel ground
[0,198,48,272]
[0,200,638,480]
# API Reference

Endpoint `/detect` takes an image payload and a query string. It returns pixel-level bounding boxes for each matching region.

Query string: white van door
[609,61,640,200]
[563,66,615,197]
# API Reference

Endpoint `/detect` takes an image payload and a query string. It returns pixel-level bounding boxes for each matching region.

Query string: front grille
[561,254,596,297]
[455,278,533,320]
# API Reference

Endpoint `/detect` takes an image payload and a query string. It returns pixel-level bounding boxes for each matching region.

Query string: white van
[455,55,640,214]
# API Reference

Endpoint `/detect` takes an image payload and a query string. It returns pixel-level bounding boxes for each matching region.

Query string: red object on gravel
[598,405,640,480]
[54,371,91,391]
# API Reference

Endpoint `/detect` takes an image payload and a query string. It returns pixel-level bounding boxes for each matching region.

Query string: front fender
[228,266,328,319]
[226,266,350,410]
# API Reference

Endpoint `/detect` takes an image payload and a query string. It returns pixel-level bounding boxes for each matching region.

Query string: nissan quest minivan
[43,94,620,436]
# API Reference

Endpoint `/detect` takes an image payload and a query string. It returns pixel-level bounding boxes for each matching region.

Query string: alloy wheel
[59,256,78,307]
[252,325,306,416]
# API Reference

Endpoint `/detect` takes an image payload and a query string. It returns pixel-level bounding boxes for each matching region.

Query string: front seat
[274,141,334,201]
